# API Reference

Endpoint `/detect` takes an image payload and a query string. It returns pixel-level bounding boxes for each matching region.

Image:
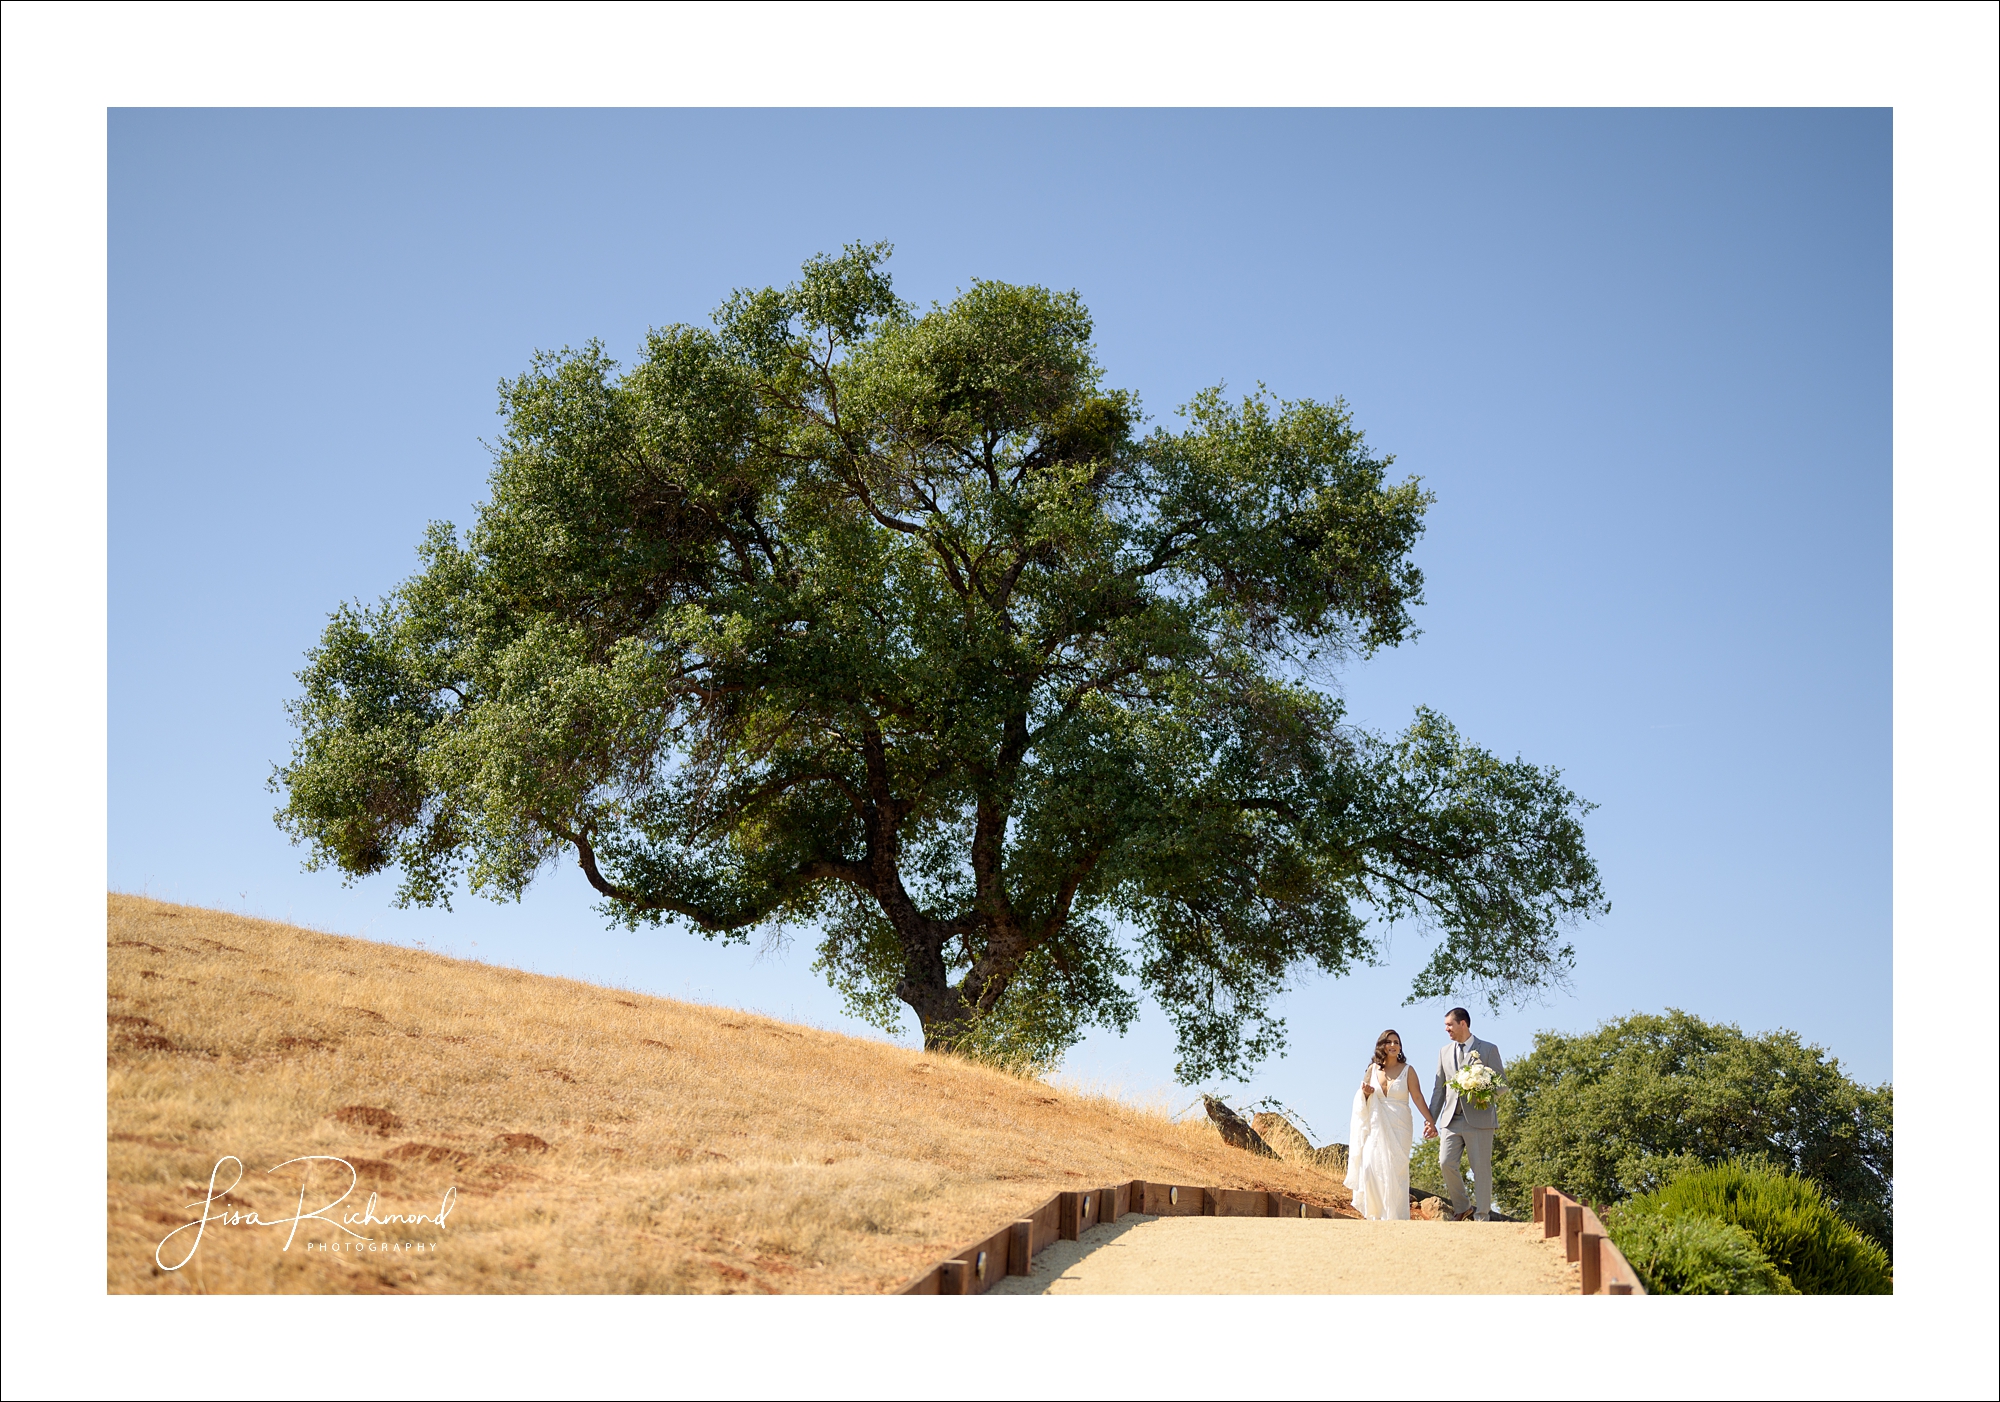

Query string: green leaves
[1135,387,1429,656]
[1604,1206,1801,1295]
[1610,1159,1891,1294]
[1496,1011,1893,1249]
[1355,709,1603,1010]
[274,244,1608,1081]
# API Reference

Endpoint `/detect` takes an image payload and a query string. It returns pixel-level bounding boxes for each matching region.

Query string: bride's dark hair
[1373,1029,1405,1067]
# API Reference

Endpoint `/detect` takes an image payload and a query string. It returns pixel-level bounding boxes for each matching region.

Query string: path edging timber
[897,1180,1331,1294]
[902,1178,1650,1295]
[1532,1186,1649,1294]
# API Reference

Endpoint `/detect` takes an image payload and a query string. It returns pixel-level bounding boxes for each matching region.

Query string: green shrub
[1605,1210,1798,1295]
[1625,1159,1892,1294]
[1495,1011,1892,1252]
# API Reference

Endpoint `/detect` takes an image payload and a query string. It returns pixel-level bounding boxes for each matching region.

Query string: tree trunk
[901,933,1026,1052]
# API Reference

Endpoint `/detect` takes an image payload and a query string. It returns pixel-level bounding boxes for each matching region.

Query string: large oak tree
[275,245,1607,1079]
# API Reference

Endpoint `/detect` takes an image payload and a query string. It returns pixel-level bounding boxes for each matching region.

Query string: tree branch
[566,826,863,932]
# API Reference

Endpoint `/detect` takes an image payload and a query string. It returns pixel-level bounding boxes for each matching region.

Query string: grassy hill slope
[107,895,1351,1293]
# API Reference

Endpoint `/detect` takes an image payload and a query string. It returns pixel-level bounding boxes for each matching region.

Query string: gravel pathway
[987,1214,1578,1294]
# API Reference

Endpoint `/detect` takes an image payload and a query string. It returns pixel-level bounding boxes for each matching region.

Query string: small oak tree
[274,244,1607,1079]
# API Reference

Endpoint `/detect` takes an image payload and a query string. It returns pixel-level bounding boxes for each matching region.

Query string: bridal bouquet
[1448,1051,1502,1110]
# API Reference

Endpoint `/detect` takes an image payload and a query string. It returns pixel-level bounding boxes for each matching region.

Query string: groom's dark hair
[1446,1007,1471,1027]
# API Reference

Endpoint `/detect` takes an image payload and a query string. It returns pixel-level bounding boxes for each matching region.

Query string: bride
[1344,1028,1439,1220]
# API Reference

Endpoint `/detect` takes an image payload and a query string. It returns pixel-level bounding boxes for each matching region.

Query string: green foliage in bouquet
[1493,1010,1892,1248]
[1604,1209,1798,1295]
[1446,1051,1501,1110]
[1617,1159,1891,1295]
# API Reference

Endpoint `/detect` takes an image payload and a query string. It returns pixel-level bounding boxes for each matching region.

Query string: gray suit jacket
[1429,1036,1504,1131]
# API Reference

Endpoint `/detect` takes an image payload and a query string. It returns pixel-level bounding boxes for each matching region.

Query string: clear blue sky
[109,108,1889,1137]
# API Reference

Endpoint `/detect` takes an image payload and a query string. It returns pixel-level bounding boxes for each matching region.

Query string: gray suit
[1428,1035,1503,1218]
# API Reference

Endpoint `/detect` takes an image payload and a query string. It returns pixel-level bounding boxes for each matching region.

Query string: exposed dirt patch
[640,1039,671,1048]
[112,941,168,953]
[329,1105,402,1135]
[108,1014,157,1029]
[537,1068,575,1083]
[344,1157,398,1182]
[274,1035,333,1053]
[341,1006,386,1021]
[388,1142,471,1168]
[495,1133,551,1153]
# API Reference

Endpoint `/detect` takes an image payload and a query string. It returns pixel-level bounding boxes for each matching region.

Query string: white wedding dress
[1344,1062,1416,1220]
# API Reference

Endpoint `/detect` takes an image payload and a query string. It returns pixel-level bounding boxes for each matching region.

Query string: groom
[1424,1007,1504,1222]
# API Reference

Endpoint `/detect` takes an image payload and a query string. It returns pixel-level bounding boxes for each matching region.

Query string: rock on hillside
[1203,1096,1280,1158]
[1251,1111,1349,1177]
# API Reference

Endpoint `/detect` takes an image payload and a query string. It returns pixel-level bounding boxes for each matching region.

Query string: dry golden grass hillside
[107,895,1352,1293]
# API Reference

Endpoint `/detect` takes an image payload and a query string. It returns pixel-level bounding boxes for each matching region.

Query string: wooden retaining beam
[1532,1185,1647,1295]
[902,1178,1650,1295]
[899,1180,1333,1293]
